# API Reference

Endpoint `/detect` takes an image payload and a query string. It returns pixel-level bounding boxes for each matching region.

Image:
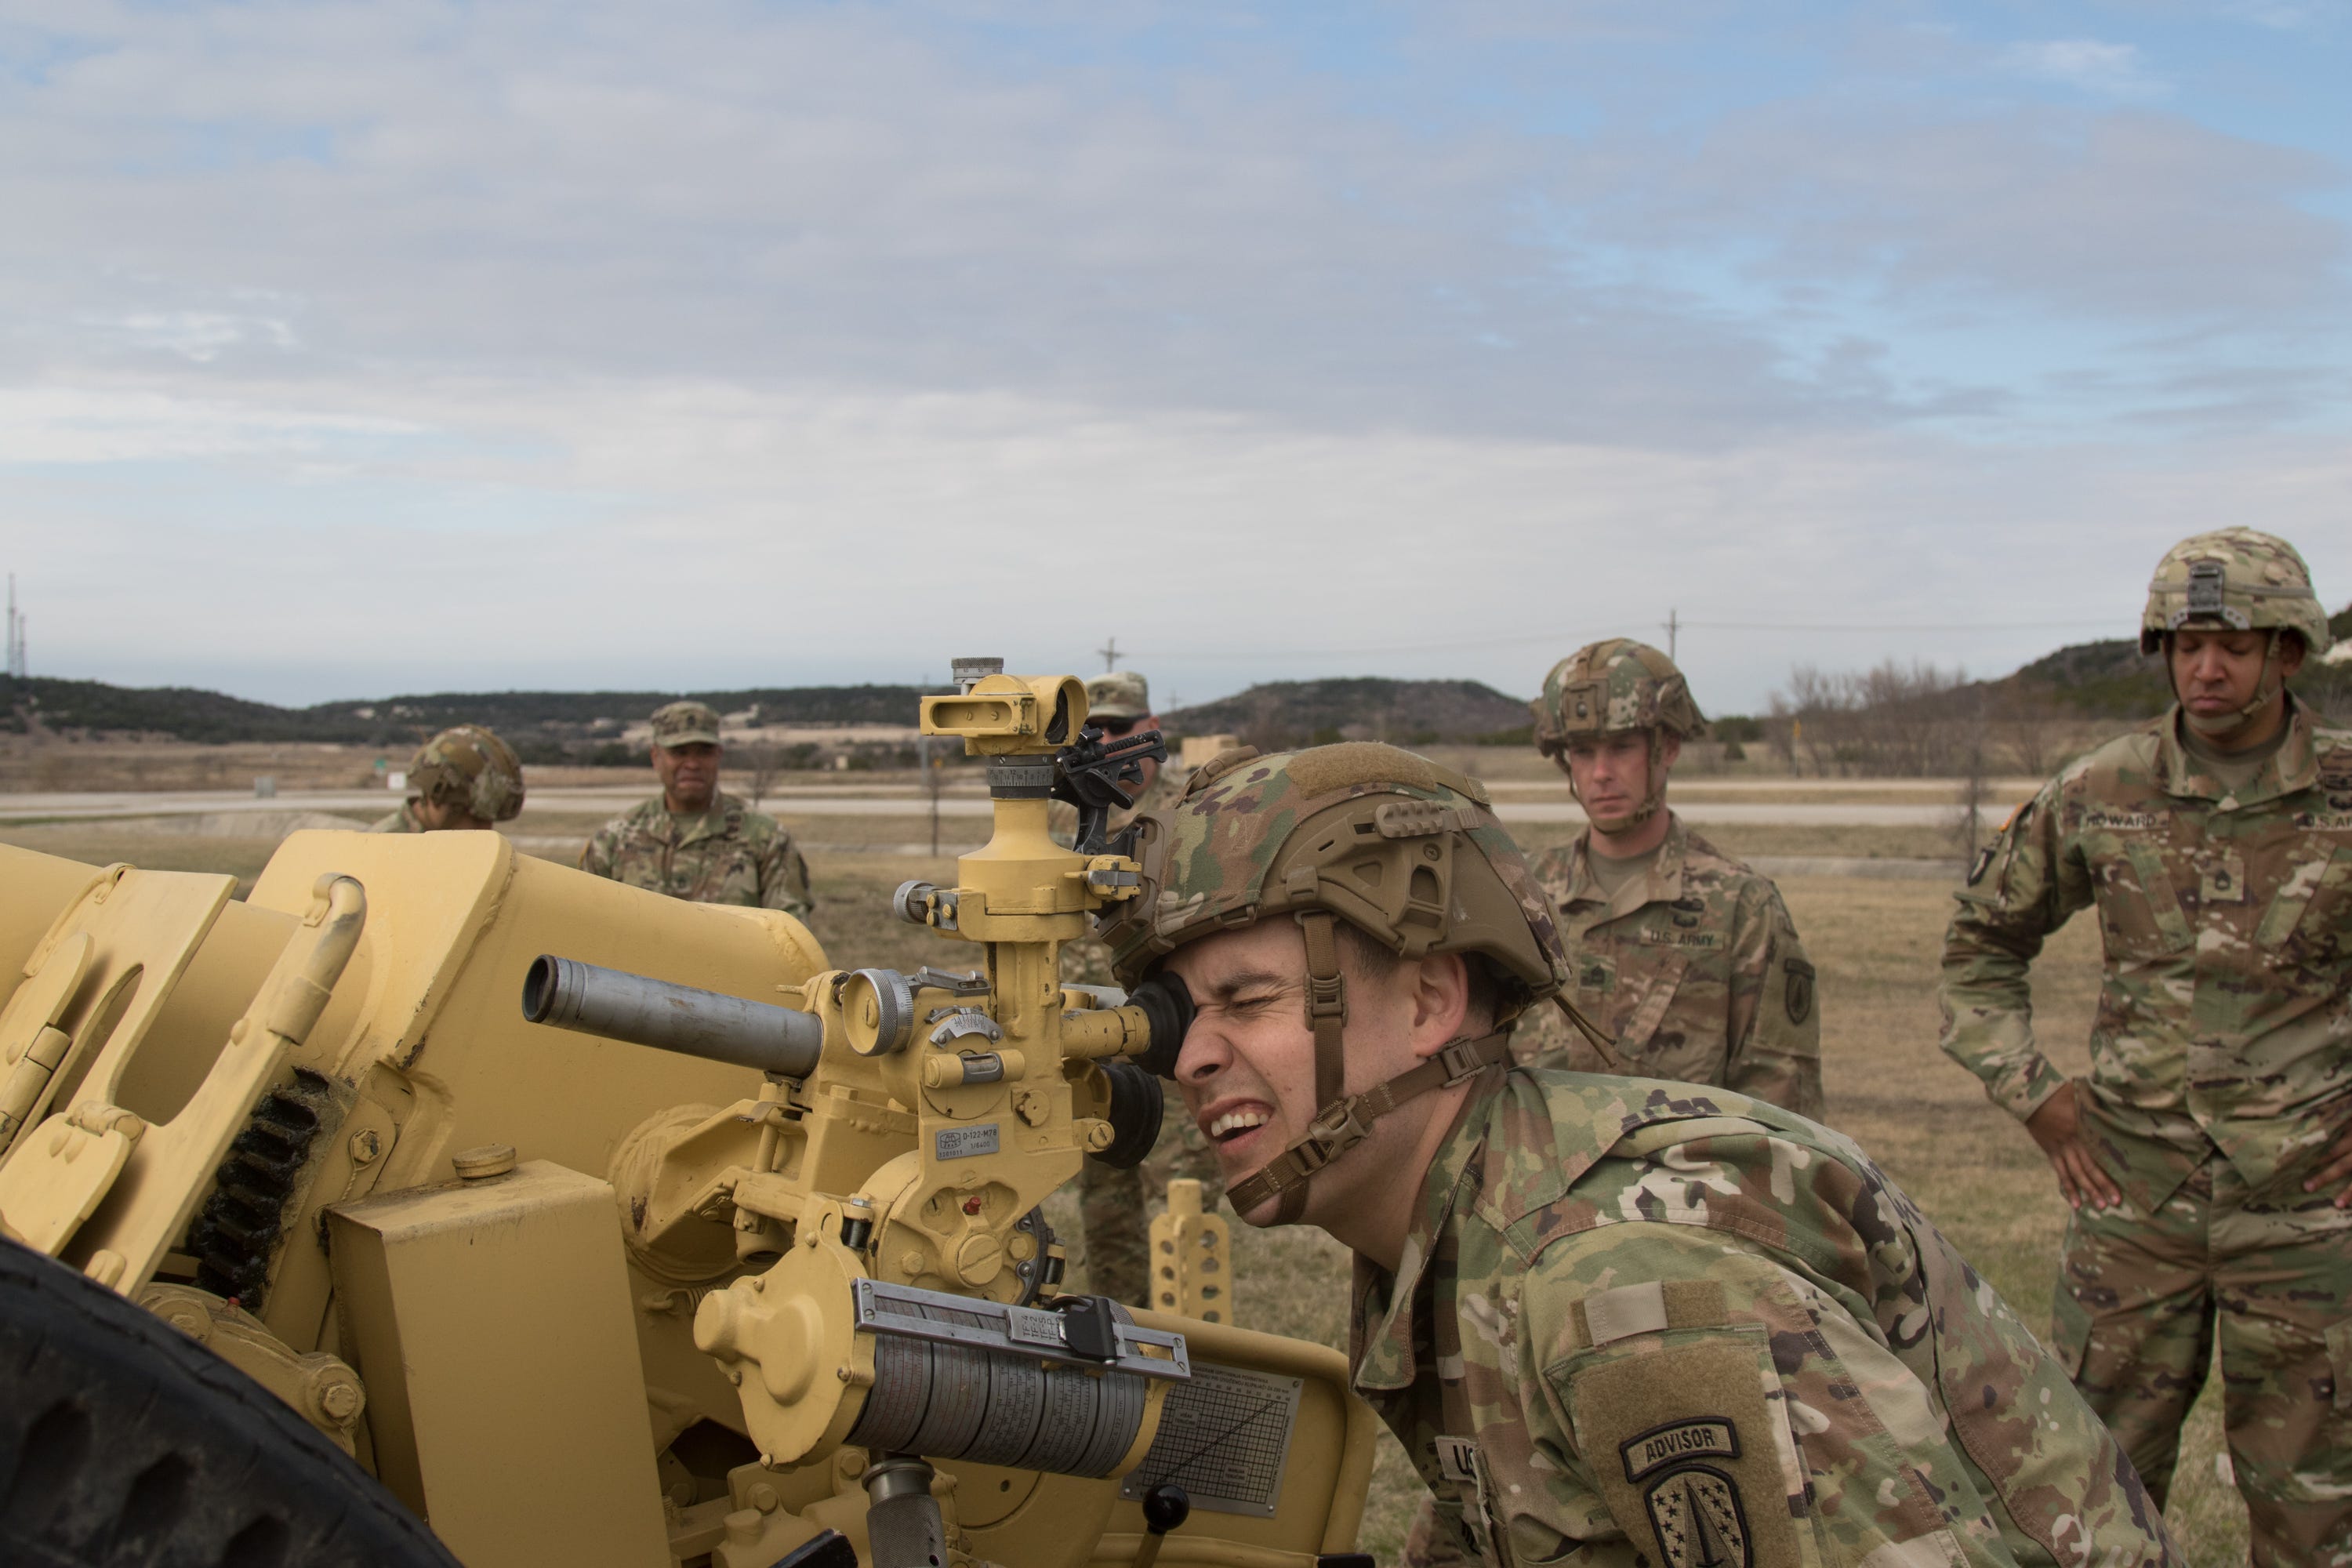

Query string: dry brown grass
[2,826,2249,1559]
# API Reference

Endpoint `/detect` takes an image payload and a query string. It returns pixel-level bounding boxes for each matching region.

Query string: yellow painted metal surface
[0,670,1374,1568]
[327,1160,670,1568]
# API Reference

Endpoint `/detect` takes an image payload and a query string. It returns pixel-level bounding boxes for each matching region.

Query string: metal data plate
[1119,1362,1305,1519]
[851,1279,1189,1381]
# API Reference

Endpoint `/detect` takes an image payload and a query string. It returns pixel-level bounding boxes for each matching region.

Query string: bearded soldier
[1058,670,1220,1306]
[580,700,812,917]
[368,725,525,833]
[1941,528,2352,1562]
[1100,742,2176,1566]
[1515,640,1822,1118]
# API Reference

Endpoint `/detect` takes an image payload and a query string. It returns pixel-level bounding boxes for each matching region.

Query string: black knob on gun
[1131,1483,1190,1568]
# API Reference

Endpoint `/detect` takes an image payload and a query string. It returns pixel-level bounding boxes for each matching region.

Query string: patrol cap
[650,700,724,749]
[1084,671,1150,722]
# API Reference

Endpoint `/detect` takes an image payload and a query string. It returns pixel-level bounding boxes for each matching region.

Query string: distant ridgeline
[0,677,928,753]
[1,673,1537,756]
[1162,677,1532,750]
[2001,601,2352,719]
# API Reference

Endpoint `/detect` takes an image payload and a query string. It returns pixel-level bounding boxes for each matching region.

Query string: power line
[1106,616,2114,663]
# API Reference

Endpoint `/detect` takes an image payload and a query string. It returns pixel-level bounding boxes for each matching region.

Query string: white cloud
[2002,38,2169,99]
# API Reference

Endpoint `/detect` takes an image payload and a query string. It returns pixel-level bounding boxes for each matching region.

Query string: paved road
[0,786,2003,830]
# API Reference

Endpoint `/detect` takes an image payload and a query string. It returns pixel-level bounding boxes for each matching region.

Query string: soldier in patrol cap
[580,700,811,917]
[368,724,525,833]
[1941,527,2352,1559]
[1061,670,1221,1306]
[1101,742,2176,1566]
[1515,639,1822,1117]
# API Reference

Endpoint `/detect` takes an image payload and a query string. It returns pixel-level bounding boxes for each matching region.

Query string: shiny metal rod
[521,955,823,1079]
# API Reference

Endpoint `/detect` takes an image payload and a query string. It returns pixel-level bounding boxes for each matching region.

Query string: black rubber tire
[0,1237,460,1568]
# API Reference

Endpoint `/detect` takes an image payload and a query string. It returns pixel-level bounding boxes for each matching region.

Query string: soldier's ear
[1657,733,1683,771]
[1407,952,1474,1057]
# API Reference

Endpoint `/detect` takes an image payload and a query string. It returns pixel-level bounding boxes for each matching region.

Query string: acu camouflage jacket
[579,791,812,917]
[1520,814,1822,1119]
[1940,699,2352,1210]
[1353,1069,2176,1568]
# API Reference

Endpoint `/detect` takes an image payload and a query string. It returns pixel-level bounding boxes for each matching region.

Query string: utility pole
[1096,637,1120,673]
[5,575,23,680]
[1663,608,1679,663]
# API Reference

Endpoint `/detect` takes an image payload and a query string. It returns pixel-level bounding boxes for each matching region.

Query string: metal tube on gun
[521,955,824,1079]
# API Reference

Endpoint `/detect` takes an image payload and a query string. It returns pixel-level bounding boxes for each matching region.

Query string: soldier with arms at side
[1513,640,1822,1118]
[1100,742,2177,1567]
[1058,670,1221,1307]
[580,701,812,917]
[1941,527,2352,1563]
[368,724,525,834]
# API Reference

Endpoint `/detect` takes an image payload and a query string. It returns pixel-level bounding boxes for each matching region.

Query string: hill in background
[0,676,926,760]
[1162,677,1528,749]
[1999,601,2352,718]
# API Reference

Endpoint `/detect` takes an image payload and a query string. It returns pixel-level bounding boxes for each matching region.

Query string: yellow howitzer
[0,663,1374,1568]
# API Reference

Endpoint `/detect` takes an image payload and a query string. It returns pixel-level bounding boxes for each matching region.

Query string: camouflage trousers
[1076,1098,1221,1307]
[2055,1149,2352,1566]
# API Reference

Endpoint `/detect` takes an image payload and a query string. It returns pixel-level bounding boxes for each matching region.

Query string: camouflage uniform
[1515,640,1822,1114]
[365,724,525,833]
[1516,816,1823,1117]
[1940,527,2351,1563]
[1363,1069,2176,1566]
[581,702,811,916]
[1059,671,1222,1303]
[1104,744,2178,1567]
[579,793,811,916]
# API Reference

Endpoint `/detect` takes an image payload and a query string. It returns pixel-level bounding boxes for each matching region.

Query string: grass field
[0,820,2250,1560]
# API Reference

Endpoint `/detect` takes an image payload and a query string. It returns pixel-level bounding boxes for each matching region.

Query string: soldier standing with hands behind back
[1515,640,1823,1117]
[1941,528,2352,1563]
[581,700,812,918]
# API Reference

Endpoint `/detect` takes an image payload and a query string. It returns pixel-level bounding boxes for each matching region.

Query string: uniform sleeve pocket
[1549,1327,1807,1568]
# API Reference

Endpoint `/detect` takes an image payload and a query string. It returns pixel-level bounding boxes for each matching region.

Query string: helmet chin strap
[1223,912,1627,1227]
[1224,910,1510,1227]
[2176,629,2285,739]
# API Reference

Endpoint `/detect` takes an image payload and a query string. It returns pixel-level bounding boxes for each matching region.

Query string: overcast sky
[4,0,2347,714]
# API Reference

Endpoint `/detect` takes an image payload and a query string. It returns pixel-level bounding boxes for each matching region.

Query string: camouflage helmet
[2140,528,2332,658]
[1100,742,1570,1225]
[1102,742,1563,1004]
[1530,638,1706,755]
[406,725,525,822]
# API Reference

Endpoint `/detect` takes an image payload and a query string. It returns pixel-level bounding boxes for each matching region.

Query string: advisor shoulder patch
[1556,1338,1800,1568]
[1622,1417,1739,1479]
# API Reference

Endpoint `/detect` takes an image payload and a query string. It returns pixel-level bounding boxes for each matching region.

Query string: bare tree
[742,739,780,809]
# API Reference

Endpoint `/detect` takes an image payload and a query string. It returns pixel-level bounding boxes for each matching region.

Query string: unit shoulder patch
[1781,958,1815,1025]
[1644,1465,1752,1568]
